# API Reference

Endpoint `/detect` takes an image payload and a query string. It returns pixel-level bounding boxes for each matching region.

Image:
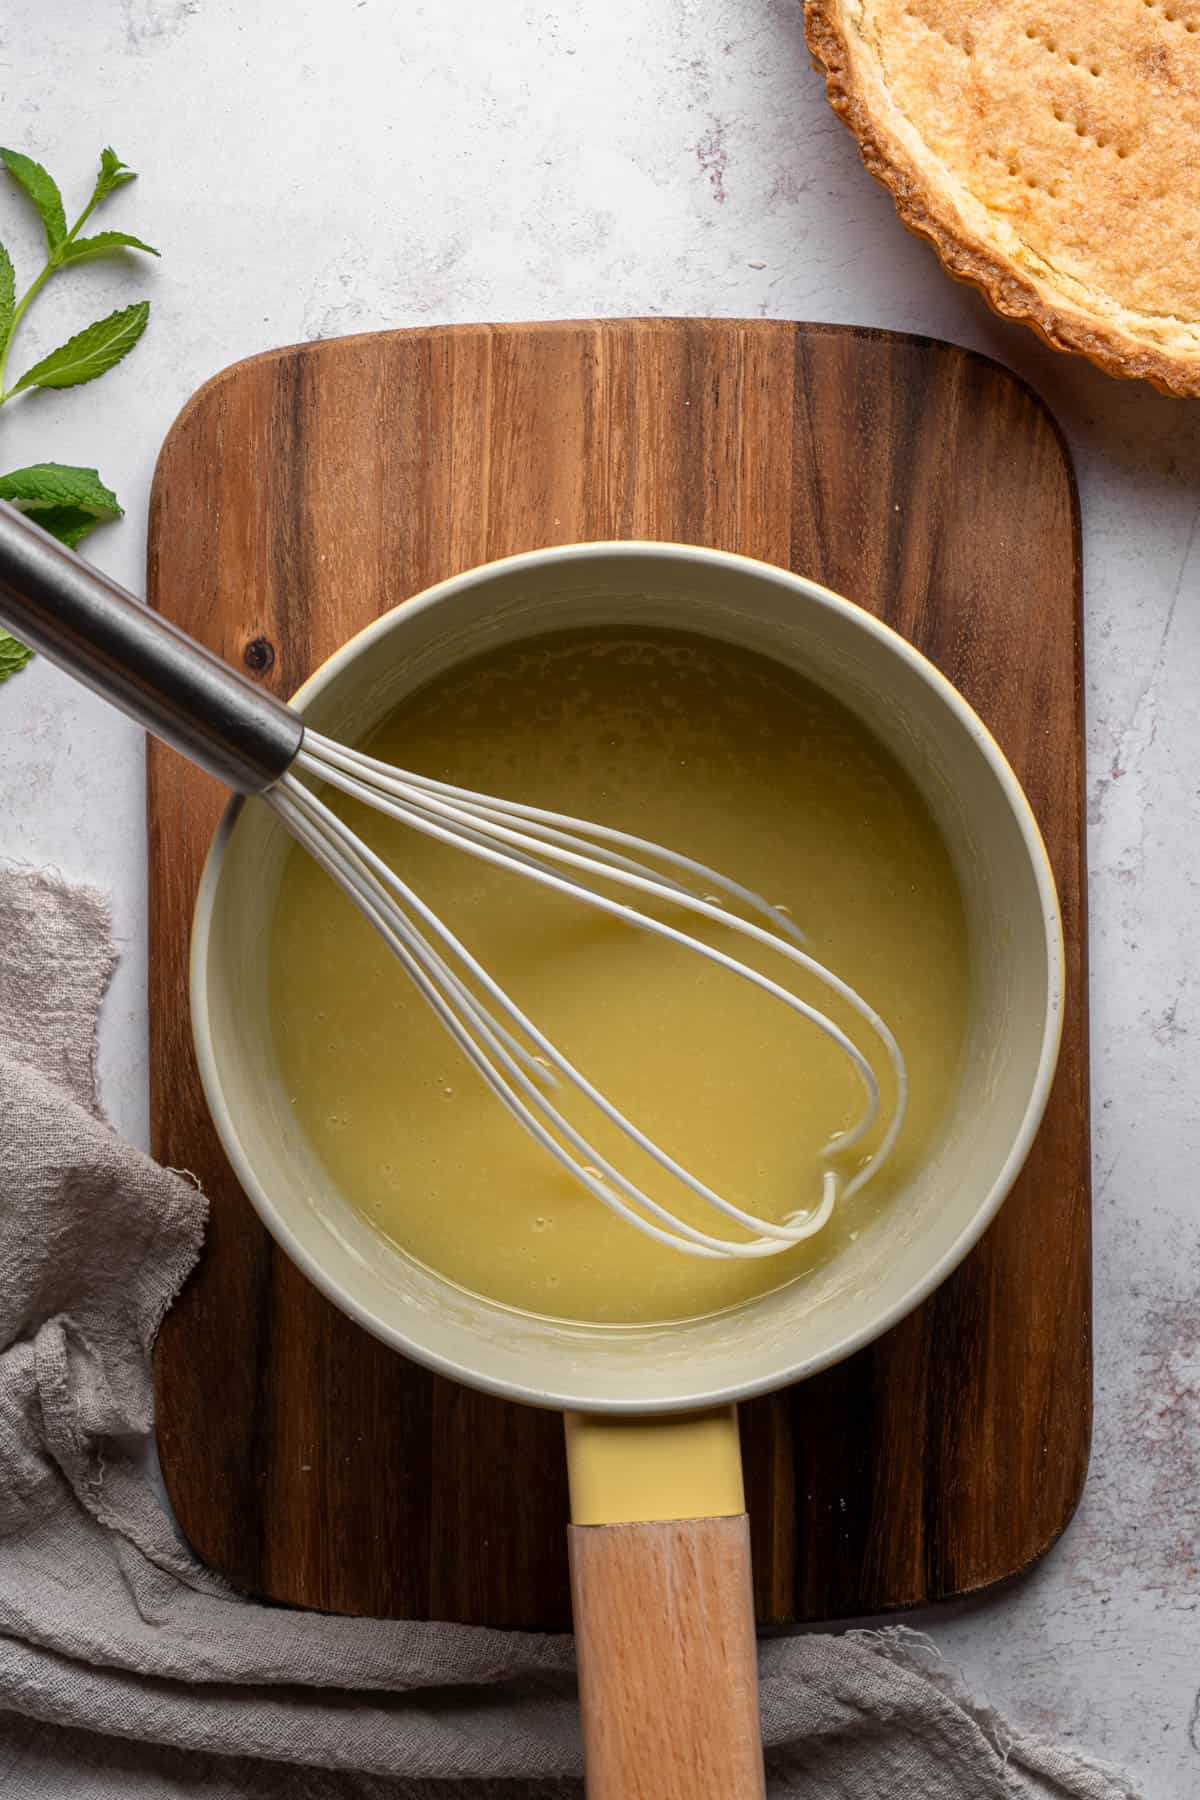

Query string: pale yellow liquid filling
[270,630,968,1326]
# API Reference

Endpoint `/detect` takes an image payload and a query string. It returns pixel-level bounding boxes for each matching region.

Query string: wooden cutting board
[149,319,1090,1627]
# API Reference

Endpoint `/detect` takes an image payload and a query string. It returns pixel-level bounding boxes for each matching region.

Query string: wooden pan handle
[564,1408,765,1799]
[569,1513,764,1799]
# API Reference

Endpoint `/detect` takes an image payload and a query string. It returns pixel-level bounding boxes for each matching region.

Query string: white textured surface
[1,1,1197,1790]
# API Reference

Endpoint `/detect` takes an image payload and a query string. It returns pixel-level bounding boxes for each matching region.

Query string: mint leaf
[23,503,111,548]
[0,240,12,341]
[0,462,121,518]
[10,301,149,393]
[0,147,67,252]
[0,464,123,547]
[94,147,137,203]
[59,230,159,264]
[0,466,122,551]
[0,629,33,684]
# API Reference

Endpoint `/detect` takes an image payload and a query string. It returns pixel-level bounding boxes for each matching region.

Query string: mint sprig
[0,145,157,685]
[0,145,157,403]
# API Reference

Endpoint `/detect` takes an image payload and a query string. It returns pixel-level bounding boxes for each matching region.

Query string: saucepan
[189,543,1063,1798]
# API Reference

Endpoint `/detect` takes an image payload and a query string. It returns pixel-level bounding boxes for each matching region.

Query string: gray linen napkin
[0,864,1140,1798]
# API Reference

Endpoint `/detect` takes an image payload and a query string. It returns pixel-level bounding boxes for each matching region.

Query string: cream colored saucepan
[189,544,1063,1799]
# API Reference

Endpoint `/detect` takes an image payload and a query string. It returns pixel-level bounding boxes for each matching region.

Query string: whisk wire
[274,777,843,1256]
[324,742,811,943]
[273,780,835,1257]
[297,736,898,1148]
[266,729,910,1259]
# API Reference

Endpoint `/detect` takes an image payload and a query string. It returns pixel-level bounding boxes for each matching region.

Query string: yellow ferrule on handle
[564,1406,745,1525]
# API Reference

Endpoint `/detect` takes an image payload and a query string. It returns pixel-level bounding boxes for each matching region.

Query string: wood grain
[149,319,1090,1626]
[569,1515,764,1798]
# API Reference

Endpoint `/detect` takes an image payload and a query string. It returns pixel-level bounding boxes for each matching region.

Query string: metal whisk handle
[0,500,303,793]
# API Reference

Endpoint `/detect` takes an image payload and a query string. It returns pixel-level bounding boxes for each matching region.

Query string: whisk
[0,502,906,1259]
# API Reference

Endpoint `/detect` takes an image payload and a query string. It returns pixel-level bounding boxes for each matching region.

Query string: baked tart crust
[805,0,1200,395]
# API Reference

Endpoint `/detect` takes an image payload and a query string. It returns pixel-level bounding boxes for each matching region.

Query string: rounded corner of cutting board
[151,345,288,475]
[959,1443,1094,1608]
[951,342,1083,550]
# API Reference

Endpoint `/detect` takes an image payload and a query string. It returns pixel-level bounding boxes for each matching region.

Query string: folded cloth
[0,866,1140,1798]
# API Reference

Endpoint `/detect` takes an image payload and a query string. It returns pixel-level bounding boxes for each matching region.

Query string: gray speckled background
[1,1,1197,1789]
